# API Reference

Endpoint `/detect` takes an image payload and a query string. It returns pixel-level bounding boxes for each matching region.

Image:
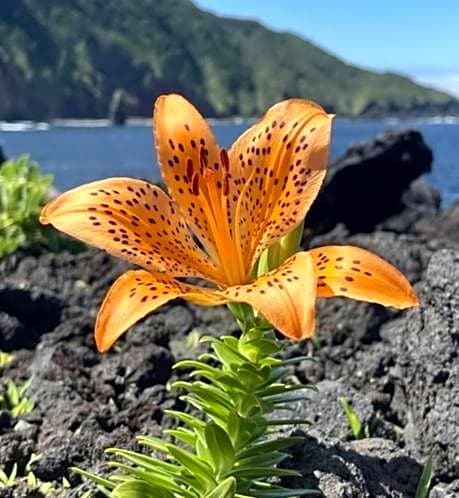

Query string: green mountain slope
[0,0,457,120]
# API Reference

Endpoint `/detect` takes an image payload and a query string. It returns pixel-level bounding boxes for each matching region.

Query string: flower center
[188,147,246,286]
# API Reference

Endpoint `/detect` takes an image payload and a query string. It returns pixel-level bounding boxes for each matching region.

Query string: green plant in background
[339,397,372,440]
[0,463,17,488]
[339,397,434,497]
[0,154,52,257]
[0,351,14,369]
[0,378,35,417]
[0,453,72,494]
[0,154,86,257]
[415,455,433,498]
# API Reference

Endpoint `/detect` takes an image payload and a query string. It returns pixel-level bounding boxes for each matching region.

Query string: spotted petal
[228,99,333,272]
[309,245,419,308]
[40,178,223,283]
[154,94,225,261]
[221,252,318,340]
[95,270,227,351]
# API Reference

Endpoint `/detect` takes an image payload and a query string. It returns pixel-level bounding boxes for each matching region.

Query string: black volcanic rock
[306,129,435,234]
[414,199,459,243]
[387,249,459,480]
[286,436,422,498]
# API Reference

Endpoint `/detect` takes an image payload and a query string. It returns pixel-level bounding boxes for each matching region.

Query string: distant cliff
[1,0,458,120]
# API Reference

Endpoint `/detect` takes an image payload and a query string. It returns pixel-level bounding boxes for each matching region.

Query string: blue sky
[194,1,459,97]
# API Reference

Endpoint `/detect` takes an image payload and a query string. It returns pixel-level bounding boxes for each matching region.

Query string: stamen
[202,167,215,183]
[199,146,207,172]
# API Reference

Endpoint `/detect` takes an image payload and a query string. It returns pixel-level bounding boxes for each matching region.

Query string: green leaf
[112,480,170,497]
[339,397,363,439]
[173,380,234,410]
[70,467,116,490]
[266,418,311,426]
[262,366,290,385]
[229,466,301,479]
[237,437,304,459]
[259,384,314,397]
[261,392,309,406]
[26,471,37,488]
[415,454,433,498]
[165,427,197,447]
[106,448,180,475]
[205,423,235,476]
[280,356,318,366]
[167,444,215,488]
[6,379,19,406]
[209,340,248,369]
[236,364,266,389]
[243,338,281,357]
[205,476,236,498]
[181,394,229,424]
[238,393,262,418]
[134,436,169,454]
[107,462,195,497]
[163,410,206,432]
[236,451,288,469]
[174,359,215,372]
[0,351,14,369]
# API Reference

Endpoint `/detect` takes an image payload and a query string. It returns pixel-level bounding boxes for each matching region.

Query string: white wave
[0,121,50,132]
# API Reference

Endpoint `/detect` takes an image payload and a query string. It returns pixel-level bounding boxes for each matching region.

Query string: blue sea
[1,117,458,207]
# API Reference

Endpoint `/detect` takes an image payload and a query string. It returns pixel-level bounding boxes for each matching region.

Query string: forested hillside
[0,0,457,120]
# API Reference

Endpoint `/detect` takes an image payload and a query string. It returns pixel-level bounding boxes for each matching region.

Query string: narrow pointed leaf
[112,480,169,498]
[205,477,236,498]
[167,444,215,487]
[205,423,235,476]
[70,467,116,490]
[237,437,304,459]
[415,454,433,498]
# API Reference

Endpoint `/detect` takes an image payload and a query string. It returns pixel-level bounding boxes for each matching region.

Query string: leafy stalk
[74,328,319,497]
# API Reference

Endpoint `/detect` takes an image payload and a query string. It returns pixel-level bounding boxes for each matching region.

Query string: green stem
[75,325,318,497]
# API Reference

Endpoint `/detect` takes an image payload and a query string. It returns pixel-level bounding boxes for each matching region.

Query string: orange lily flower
[40,95,418,352]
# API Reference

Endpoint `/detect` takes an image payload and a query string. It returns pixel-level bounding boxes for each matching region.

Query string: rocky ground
[0,130,458,497]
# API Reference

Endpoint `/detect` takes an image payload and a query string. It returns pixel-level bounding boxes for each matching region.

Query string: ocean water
[0,118,458,207]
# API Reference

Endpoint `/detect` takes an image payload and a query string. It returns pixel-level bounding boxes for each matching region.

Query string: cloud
[408,67,459,98]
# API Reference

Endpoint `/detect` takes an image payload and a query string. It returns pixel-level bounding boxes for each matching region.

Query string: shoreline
[0,115,458,131]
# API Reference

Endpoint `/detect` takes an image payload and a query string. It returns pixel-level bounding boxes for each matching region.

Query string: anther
[199,146,207,172]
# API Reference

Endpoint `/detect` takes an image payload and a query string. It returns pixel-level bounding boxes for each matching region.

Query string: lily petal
[228,99,333,272]
[40,178,223,283]
[221,252,317,340]
[154,94,224,261]
[95,270,227,352]
[309,245,419,308]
